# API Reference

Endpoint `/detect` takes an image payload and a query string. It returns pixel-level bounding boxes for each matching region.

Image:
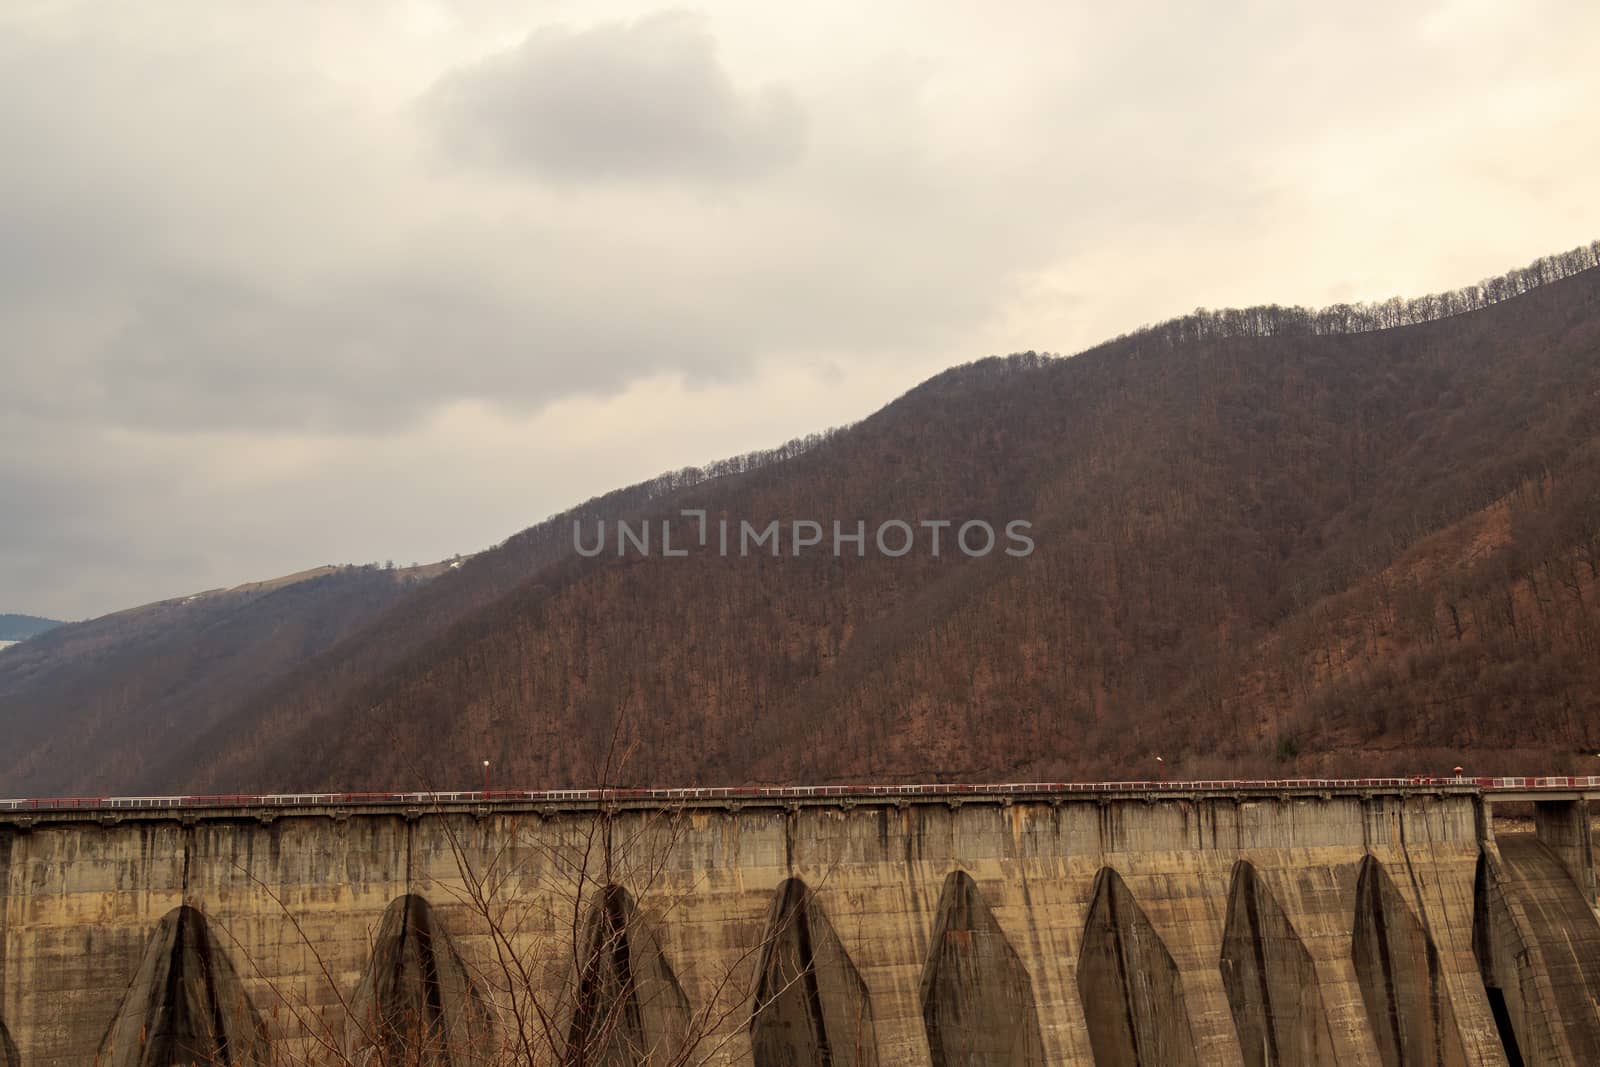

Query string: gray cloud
[422,12,806,182]
[1,1,1598,619]
[75,257,749,432]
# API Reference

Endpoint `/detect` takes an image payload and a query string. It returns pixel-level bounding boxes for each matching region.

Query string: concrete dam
[3,781,1600,1065]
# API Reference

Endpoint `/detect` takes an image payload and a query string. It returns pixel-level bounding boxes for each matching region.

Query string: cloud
[422,12,806,182]
[1,0,1598,619]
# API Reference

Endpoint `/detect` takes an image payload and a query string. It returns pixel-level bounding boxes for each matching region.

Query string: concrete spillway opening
[1219,860,1335,1067]
[1076,866,1198,1067]
[751,877,878,1067]
[565,884,692,1067]
[920,870,1045,1067]
[1473,838,1600,1066]
[1350,855,1466,1067]
[98,904,270,1067]
[346,893,494,1066]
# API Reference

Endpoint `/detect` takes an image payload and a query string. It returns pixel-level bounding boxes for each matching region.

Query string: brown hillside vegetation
[0,565,436,794]
[128,429,844,797]
[154,240,1600,794]
[0,436,835,796]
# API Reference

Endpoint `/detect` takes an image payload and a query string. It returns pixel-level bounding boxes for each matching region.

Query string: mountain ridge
[3,239,1598,796]
[165,241,1600,794]
[0,564,445,794]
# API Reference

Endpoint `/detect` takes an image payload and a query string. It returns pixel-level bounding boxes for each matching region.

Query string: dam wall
[2,787,1598,1065]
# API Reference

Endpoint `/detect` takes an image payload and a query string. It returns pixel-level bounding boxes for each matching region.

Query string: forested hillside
[0,566,438,794]
[0,435,834,797]
[150,240,1600,794]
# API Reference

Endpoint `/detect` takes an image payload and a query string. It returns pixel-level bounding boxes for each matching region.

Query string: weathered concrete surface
[567,884,691,1067]
[1077,865,1198,1067]
[0,791,1592,1065]
[920,870,1044,1067]
[1351,854,1468,1067]
[97,903,269,1067]
[345,893,495,1064]
[751,877,877,1067]
[1219,859,1335,1067]
[1532,800,1594,906]
[1474,835,1600,1066]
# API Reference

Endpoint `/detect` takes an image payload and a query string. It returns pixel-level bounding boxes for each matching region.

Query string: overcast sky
[3,0,1598,620]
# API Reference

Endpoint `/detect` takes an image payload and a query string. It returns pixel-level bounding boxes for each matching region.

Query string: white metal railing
[5,775,1599,813]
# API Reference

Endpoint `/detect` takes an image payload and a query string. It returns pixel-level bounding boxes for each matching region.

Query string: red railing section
[5,776,1599,813]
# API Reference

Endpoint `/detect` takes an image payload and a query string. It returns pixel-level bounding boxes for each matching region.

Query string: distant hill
[155,239,1599,795]
[5,240,1599,797]
[0,565,448,795]
[0,615,64,642]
